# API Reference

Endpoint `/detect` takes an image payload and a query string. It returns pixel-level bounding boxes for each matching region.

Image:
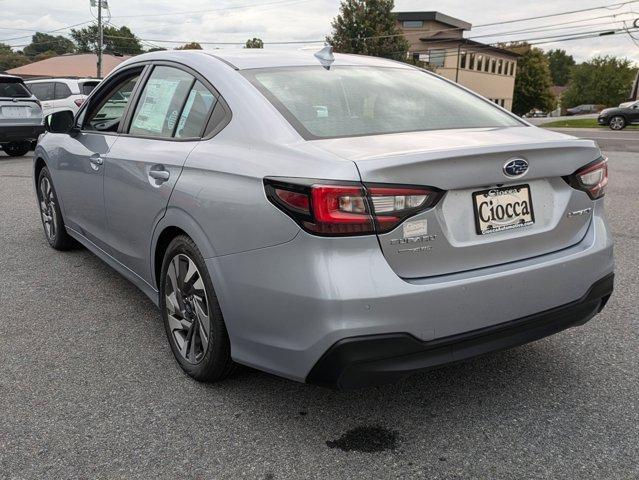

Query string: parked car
[26,78,100,117]
[566,104,605,116]
[523,109,547,118]
[0,74,44,157]
[34,49,614,389]
[597,101,639,130]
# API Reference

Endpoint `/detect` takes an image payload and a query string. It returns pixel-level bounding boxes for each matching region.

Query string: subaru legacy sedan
[35,49,613,389]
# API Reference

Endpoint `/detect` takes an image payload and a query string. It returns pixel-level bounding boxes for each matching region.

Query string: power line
[0,20,93,43]
[472,0,639,28]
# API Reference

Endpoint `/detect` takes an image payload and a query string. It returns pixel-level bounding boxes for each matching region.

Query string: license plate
[2,106,30,118]
[472,184,535,235]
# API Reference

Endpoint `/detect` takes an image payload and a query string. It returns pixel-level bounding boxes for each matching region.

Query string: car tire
[2,141,31,157]
[160,235,236,382]
[37,167,75,250]
[609,116,626,131]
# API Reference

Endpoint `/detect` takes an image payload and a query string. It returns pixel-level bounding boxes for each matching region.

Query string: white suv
[26,78,100,117]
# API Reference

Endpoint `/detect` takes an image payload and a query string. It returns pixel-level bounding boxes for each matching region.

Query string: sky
[0,0,638,63]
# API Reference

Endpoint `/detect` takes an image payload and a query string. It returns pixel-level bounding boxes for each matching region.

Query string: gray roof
[124,49,416,71]
[395,11,472,31]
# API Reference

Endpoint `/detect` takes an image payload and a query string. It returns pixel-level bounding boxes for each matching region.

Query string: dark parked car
[0,74,44,157]
[566,104,604,116]
[597,101,639,130]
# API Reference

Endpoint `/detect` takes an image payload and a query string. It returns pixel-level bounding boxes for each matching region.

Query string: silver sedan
[34,48,613,389]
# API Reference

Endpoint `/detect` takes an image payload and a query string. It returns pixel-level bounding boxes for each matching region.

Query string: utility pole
[97,0,103,78]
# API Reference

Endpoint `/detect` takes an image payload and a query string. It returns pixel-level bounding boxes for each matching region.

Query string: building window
[402,20,424,28]
[484,57,490,72]
[469,53,476,70]
[509,62,515,76]
[460,51,467,69]
[491,59,496,74]
[428,49,446,68]
[497,59,503,75]
[476,55,483,71]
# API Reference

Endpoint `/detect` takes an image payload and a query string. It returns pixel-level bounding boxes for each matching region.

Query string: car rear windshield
[80,81,100,95]
[0,81,31,98]
[244,66,522,139]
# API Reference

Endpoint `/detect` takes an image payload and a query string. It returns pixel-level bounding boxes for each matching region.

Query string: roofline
[418,37,522,58]
[395,11,472,31]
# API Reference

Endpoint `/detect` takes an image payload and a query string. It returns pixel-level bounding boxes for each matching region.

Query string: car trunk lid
[310,126,602,278]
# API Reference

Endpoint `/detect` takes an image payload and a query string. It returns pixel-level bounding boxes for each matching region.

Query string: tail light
[264,178,443,236]
[74,98,85,107]
[565,158,608,200]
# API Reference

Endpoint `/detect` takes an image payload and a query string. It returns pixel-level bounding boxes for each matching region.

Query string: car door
[28,82,55,116]
[102,64,216,283]
[628,103,639,124]
[53,82,73,114]
[49,67,143,249]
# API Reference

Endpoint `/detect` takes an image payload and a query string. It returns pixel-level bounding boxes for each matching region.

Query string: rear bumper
[307,274,613,389]
[0,124,45,143]
[207,200,613,384]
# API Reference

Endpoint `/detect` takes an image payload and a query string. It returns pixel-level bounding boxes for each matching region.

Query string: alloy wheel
[165,254,211,364]
[610,116,625,130]
[39,176,57,241]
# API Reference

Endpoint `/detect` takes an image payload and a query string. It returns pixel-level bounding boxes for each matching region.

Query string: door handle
[89,155,103,171]
[148,169,170,182]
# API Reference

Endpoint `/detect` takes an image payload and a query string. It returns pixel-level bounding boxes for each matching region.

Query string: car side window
[84,74,140,133]
[29,82,54,101]
[54,82,72,100]
[175,81,216,138]
[129,66,195,138]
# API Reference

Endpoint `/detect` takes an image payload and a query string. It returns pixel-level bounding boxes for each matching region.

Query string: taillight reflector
[265,179,443,237]
[566,158,608,200]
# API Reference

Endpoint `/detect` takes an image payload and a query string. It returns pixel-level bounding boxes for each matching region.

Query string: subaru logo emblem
[503,158,529,178]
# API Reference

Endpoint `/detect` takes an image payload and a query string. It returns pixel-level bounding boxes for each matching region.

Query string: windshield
[0,81,31,98]
[244,66,522,139]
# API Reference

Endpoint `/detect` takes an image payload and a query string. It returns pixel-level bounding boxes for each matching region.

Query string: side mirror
[45,110,78,135]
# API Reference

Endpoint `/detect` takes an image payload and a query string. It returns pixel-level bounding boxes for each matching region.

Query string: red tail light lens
[265,178,443,236]
[566,158,608,200]
[74,98,85,107]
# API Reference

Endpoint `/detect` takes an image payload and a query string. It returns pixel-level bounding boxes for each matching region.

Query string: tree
[562,56,637,108]
[327,0,409,61]
[33,50,59,62]
[175,42,202,50]
[71,25,143,56]
[245,38,264,49]
[545,49,575,86]
[512,45,555,115]
[23,32,75,59]
[0,43,30,71]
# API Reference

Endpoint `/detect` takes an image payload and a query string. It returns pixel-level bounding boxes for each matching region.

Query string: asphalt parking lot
[1,131,637,479]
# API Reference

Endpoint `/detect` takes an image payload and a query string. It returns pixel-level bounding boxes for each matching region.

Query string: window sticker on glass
[134,78,181,134]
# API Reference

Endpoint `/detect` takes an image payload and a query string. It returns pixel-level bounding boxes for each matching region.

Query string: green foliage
[245,38,264,49]
[545,49,575,86]
[512,45,555,116]
[0,43,31,72]
[562,55,637,108]
[33,50,59,62]
[23,32,75,59]
[175,42,202,50]
[327,0,409,61]
[71,25,143,56]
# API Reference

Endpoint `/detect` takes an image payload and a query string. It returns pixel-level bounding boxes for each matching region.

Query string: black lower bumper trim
[0,125,45,143]
[307,274,614,390]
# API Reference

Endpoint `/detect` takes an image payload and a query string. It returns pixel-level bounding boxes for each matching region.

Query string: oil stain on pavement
[326,426,398,453]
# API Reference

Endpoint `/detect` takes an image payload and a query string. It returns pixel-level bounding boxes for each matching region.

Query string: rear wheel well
[154,226,189,288]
